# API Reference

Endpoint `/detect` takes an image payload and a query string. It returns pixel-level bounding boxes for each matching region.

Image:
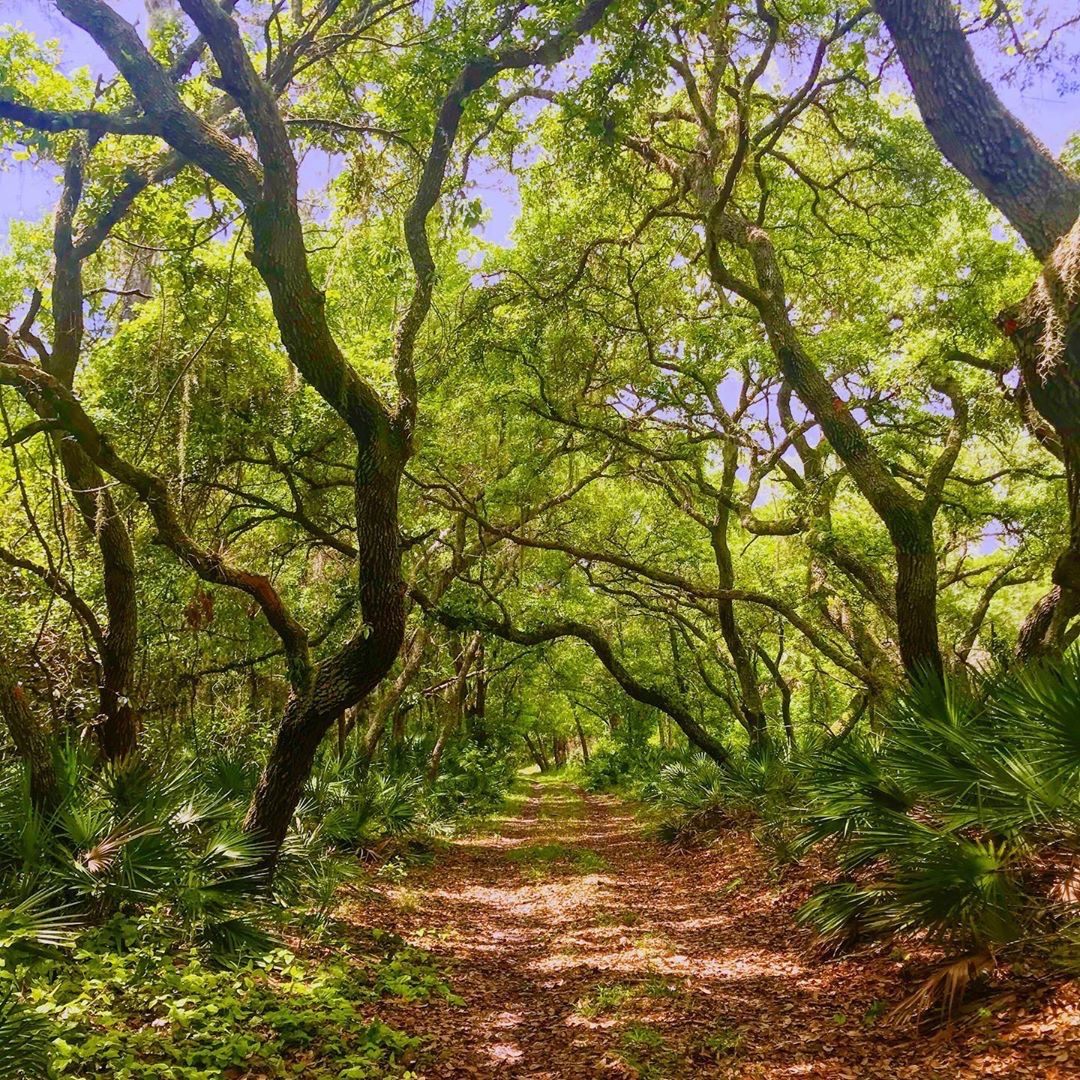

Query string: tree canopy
[1,0,1080,1073]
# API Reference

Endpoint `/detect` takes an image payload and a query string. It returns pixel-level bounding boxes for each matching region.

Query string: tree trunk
[58,444,139,759]
[427,713,452,782]
[46,145,140,761]
[1011,425,1080,658]
[710,509,768,752]
[1016,585,1080,662]
[244,461,406,865]
[426,632,480,782]
[552,733,569,769]
[391,702,409,748]
[575,717,590,763]
[337,704,361,759]
[874,0,1080,656]
[711,214,947,680]
[873,0,1080,262]
[781,343,944,678]
[466,641,489,746]
[360,628,429,764]
[522,730,550,772]
[0,669,59,813]
[892,516,943,678]
[756,641,794,751]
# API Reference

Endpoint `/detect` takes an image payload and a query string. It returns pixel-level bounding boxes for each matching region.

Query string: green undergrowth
[4,914,450,1079]
[575,976,681,1017]
[466,774,531,837]
[0,734,519,1078]
[615,1022,679,1080]
[615,655,1080,1017]
[507,841,607,876]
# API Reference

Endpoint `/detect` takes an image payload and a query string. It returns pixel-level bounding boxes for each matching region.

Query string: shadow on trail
[346,779,1080,1079]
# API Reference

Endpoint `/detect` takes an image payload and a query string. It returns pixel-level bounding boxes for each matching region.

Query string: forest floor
[344,777,1080,1078]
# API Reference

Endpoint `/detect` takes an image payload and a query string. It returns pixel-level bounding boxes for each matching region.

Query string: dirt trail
[348,779,1079,1078]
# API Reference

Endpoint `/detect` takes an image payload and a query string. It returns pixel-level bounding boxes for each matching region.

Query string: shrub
[431,745,518,818]
[0,750,278,959]
[642,749,799,852]
[579,739,677,793]
[7,917,439,1078]
[795,656,1080,1010]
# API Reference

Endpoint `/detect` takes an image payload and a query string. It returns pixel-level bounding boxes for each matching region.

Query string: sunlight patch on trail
[341,778,1079,1078]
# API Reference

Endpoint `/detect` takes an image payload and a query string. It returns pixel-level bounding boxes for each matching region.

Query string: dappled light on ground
[347,781,1080,1078]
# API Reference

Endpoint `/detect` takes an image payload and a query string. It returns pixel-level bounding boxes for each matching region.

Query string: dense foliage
[1,0,1079,1070]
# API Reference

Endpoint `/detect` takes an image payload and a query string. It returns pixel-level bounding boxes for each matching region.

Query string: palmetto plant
[796,653,1080,1012]
[0,750,273,959]
[319,770,427,852]
[648,755,728,815]
[0,891,79,1080]
[0,986,52,1080]
[0,889,78,960]
[645,750,799,847]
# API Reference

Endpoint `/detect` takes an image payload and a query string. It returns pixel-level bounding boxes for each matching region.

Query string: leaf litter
[343,781,1080,1078]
